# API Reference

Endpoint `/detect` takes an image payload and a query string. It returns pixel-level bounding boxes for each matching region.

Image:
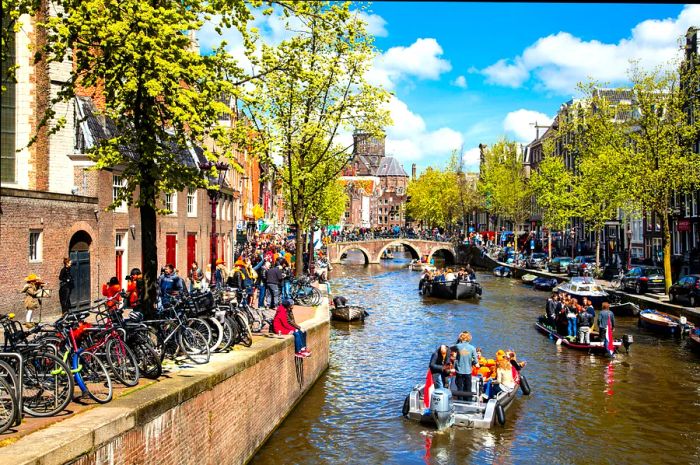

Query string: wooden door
[187,233,196,272]
[69,250,91,310]
[115,250,123,283]
[166,234,177,268]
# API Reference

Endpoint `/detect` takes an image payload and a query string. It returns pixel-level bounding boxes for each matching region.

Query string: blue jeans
[267,283,281,309]
[292,330,307,353]
[282,280,291,299]
[568,317,577,337]
[257,283,266,308]
[432,373,444,389]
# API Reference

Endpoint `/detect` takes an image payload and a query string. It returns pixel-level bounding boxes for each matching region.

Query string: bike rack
[0,352,24,427]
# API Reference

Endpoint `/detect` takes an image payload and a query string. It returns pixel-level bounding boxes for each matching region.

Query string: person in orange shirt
[102,277,122,310]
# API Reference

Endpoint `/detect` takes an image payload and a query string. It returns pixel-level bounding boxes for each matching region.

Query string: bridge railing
[328,233,455,243]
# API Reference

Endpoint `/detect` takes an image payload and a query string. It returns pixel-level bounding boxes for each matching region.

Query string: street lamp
[570,228,576,259]
[626,228,632,271]
[200,160,229,286]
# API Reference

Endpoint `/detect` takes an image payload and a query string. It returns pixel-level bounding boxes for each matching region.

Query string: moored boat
[380,251,394,260]
[689,329,700,351]
[402,371,530,429]
[493,266,511,278]
[532,277,558,291]
[554,277,609,308]
[535,318,632,354]
[408,260,422,271]
[423,280,483,300]
[638,309,694,337]
[330,305,368,322]
[521,274,537,284]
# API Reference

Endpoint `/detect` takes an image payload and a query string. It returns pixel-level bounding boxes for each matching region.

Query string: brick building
[340,132,408,228]
[0,14,246,315]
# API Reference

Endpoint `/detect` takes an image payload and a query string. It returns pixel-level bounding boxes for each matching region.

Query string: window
[693,191,698,217]
[1,21,15,184]
[396,187,404,195]
[165,192,177,214]
[685,193,691,217]
[29,230,42,262]
[112,176,127,212]
[115,233,123,248]
[187,188,197,216]
[344,211,350,219]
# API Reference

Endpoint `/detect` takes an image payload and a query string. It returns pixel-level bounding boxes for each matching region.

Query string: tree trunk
[295,227,305,277]
[548,231,552,260]
[140,203,158,319]
[661,210,672,294]
[595,229,601,271]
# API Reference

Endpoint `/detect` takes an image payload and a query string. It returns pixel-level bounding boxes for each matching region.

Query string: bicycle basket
[0,318,27,348]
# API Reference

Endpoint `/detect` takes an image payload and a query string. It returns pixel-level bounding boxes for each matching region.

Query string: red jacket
[102,283,122,309]
[272,305,298,335]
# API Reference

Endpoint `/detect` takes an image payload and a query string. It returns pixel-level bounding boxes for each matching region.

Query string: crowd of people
[330,226,457,243]
[428,331,526,401]
[418,265,476,294]
[543,292,616,349]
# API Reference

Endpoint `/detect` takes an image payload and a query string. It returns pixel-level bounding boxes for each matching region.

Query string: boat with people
[493,266,511,278]
[637,309,694,337]
[380,250,394,260]
[423,279,482,300]
[535,317,633,354]
[402,355,530,429]
[532,277,559,291]
[554,277,609,307]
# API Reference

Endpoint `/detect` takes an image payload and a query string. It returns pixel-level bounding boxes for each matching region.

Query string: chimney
[411,163,416,180]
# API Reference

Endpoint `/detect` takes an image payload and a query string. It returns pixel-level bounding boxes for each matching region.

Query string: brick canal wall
[0,303,330,465]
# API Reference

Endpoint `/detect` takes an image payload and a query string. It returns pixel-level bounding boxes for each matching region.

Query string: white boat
[554,277,609,307]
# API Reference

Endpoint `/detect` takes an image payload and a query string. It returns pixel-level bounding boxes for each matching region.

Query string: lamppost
[626,228,632,271]
[200,160,229,286]
[570,228,576,258]
[308,215,318,276]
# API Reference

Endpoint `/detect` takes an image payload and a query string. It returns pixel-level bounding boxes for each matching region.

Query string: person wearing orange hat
[21,273,45,324]
[228,257,254,302]
[214,258,228,288]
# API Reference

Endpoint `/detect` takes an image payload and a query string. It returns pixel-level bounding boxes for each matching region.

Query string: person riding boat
[429,345,450,389]
[577,305,594,344]
[454,331,479,399]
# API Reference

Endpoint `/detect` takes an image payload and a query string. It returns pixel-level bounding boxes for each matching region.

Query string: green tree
[447,149,481,235]
[558,84,633,268]
[311,179,347,226]
[34,0,263,315]
[477,139,531,238]
[239,2,391,275]
[406,167,454,228]
[626,64,700,291]
[529,140,576,259]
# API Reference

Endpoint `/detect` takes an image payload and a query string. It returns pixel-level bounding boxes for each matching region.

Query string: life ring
[495,403,506,425]
[402,395,410,417]
[520,375,531,395]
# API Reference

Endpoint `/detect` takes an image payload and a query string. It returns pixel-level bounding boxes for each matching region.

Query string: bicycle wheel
[77,351,113,404]
[22,351,74,417]
[226,315,241,347]
[188,318,212,346]
[0,377,17,434]
[218,317,235,351]
[235,313,253,348]
[177,327,210,364]
[205,317,224,352]
[309,287,322,306]
[130,337,162,380]
[105,339,140,387]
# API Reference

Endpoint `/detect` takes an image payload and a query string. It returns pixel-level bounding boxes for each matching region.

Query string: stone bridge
[326,239,456,265]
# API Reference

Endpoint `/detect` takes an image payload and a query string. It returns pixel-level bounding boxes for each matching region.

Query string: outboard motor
[679,316,692,337]
[622,334,633,353]
[430,388,454,430]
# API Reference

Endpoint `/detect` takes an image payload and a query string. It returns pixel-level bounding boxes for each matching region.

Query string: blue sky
[199,3,699,173]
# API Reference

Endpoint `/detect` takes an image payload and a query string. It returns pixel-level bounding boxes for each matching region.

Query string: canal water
[251,251,700,465]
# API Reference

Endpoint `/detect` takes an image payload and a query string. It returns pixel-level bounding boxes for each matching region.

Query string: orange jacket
[102,283,122,309]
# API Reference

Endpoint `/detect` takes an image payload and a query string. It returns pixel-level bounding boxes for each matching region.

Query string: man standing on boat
[597,302,616,357]
[455,332,479,399]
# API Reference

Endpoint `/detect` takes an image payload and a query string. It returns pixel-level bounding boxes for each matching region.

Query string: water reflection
[251,251,700,465]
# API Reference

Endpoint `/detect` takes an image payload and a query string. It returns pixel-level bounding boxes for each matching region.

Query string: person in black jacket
[429,345,450,389]
[266,260,285,309]
[577,307,594,344]
[58,258,74,313]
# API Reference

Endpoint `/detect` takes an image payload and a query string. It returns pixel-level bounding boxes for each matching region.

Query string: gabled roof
[375,156,408,177]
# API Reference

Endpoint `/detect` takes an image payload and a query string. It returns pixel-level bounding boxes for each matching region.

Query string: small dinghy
[532,277,558,291]
[408,260,422,271]
[521,274,537,284]
[638,309,694,337]
[330,305,368,322]
[535,317,632,354]
[403,371,530,429]
[493,266,511,278]
[609,301,640,316]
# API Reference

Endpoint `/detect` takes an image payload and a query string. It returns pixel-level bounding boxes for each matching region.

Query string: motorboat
[408,260,422,271]
[554,277,609,307]
[535,317,632,354]
[423,279,482,300]
[521,274,537,284]
[638,309,694,337]
[402,372,530,429]
[380,251,394,260]
[532,277,558,291]
[493,266,511,278]
[330,305,368,322]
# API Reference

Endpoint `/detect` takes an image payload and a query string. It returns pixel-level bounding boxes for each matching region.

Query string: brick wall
[0,305,330,465]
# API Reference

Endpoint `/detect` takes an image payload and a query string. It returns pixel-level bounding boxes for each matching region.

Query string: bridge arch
[428,246,456,266]
[337,245,372,265]
[376,240,421,261]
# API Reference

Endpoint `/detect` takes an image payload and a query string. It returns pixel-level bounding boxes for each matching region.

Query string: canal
[251,251,700,465]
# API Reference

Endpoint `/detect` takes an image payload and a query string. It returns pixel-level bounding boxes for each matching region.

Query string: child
[102,277,122,310]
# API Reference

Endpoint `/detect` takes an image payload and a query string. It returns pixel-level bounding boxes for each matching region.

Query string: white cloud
[383,96,463,162]
[452,75,468,88]
[481,4,700,94]
[356,11,388,37]
[462,147,481,172]
[367,38,452,89]
[503,109,553,143]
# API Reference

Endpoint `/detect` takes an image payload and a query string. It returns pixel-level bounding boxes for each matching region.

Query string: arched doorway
[69,231,92,310]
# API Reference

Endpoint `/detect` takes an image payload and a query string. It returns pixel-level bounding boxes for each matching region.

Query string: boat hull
[330,305,367,322]
[424,281,482,300]
[689,330,700,351]
[535,320,623,354]
[493,266,511,277]
[637,309,693,337]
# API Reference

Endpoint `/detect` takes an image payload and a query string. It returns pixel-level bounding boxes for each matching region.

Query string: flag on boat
[606,315,615,355]
[424,369,434,409]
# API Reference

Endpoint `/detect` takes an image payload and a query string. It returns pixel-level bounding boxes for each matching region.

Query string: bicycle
[144,304,210,365]
[0,358,19,433]
[610,269,625,290]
